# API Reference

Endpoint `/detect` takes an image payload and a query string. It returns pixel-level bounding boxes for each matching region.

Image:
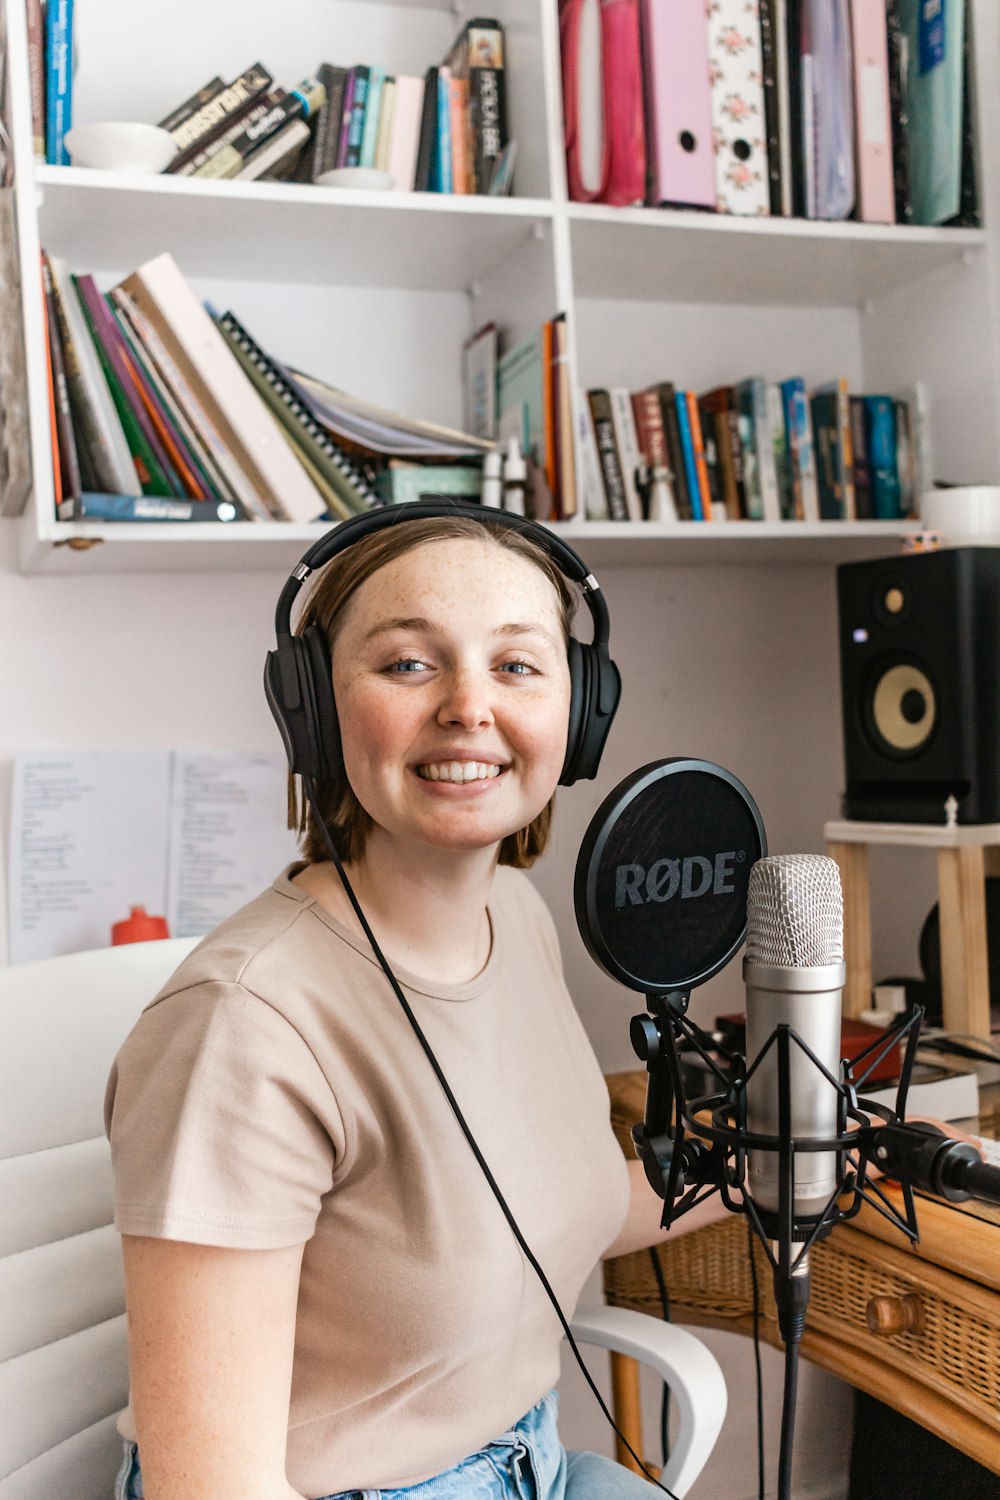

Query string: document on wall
[7,748,299,963]
[8,749,172,965]
[167,751,299,938]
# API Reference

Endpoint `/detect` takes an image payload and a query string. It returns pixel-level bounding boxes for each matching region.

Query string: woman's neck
[301,835,498,986]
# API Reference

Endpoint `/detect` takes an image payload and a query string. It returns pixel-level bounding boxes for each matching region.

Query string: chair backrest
[0,938,199,1500]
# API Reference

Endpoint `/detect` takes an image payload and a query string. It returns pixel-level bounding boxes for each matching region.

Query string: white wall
[7,519,940,1494]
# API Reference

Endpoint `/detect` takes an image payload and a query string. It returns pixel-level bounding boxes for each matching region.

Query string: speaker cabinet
[837,548,1000,824]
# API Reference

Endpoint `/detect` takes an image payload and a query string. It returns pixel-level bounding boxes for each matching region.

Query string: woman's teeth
[417,762,502,783]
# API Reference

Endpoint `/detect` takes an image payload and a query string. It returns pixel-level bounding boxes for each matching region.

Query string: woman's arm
[602,1158,728,1260]
[121,1235,307,1500]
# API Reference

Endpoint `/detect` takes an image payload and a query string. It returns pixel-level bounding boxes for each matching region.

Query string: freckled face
[331,538,572,856]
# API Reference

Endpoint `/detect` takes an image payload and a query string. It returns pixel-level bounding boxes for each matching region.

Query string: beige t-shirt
[104,864,630,1497]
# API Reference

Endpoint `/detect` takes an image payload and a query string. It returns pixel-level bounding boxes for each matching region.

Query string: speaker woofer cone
[866,661,937,756]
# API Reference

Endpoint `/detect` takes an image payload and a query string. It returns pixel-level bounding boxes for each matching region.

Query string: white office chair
[0,939,726,1499]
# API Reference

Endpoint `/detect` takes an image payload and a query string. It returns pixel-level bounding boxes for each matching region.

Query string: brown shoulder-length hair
[288,516,578,869]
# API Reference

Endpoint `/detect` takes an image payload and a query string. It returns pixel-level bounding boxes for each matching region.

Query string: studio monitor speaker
[837,547,1000,824]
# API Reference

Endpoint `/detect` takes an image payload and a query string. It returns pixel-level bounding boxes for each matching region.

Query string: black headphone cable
[303,775,681,1498]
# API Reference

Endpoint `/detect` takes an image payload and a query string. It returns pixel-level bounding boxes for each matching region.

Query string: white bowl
[919,486,1000,545]
[315,166,394,191]
[64,122,178,173]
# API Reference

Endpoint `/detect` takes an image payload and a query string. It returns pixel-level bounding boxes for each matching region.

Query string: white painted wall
[7,520,943,1495]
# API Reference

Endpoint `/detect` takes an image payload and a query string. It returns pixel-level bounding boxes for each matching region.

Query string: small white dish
[64,122,178,174]
[315,166,394,191]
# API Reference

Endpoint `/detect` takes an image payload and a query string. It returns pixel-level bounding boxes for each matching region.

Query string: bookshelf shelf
[19,518,920,575]
[34,168,556,291]
[566,204,988,308]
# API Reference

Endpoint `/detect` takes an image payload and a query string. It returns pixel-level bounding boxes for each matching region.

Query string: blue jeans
[113,1389,655,1499]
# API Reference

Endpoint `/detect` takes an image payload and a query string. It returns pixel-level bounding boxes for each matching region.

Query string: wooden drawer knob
[865,1294,925,1337]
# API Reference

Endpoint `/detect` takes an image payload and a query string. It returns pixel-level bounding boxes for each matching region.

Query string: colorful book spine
[174,92,284,177]
[340,66,370,169]
[848,394,873,518]
[779,377,806,518]
[448,75,471,193]
[652,382,693,519]
[673,392,703,521]
[41,255,81,505]
[360,67,386,169]
[767,381,793,519]
[44,0,74,167]
[685,392,713,519]
[809,387,844,519]
[335,69,358,168]
[864,394,901,518]
[433,67,454,191]
[587,389,630,520]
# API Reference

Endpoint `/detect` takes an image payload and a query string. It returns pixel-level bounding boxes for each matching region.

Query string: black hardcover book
[587,390,630,521]
[758,0,784,215]
[848,395,873,520]
[652,381,693,519]
[157,76,225,135]
[785,0,806,217]
[311,64,348,179]
[943,2,980,229]
[885,0,911,224]
[413,66,440,191]
[810,388,842,520]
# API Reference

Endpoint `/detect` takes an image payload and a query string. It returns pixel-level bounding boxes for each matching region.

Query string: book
[862,1061,979,1123]
[445,18,509,194]
[59,492,243,523]
[630,389,677,522]
[214,310,377,517]
[780,376,809,519]
[433,67,454,192]
[758,0,785,214]
[167,63,273,165]
[767,381,793,518]
[414,67,440,191]
[197,79,325,179]
[498,330,547,474]
[374,77,396,173]
[117,252,326,522]
[609,387,643,521]
[287,368,494,459]
[648,381,693,520]
[885,0,911,223]
[44,0,73,167]
[339,66,370,169]
[173,91,285,178]
[360,67,386,170]
[448,74,471,194]
[864,394,901,518]
[157,76,226,134]
[463,322,497,440]
[577,393,609,520]
[73,274,179,497]
[551,314,577,520]
[813,376,856,519]
[734,376,777,520]
[699,387,744,520]
[27,0,45,160]
[849,394,873,517]
[685,392,713,520]
[673,391,702,521]
[109,286,251,509]
[375,462,482,505]
[386,74,425,191]
[586,390,629,521]
[238,119,311,181]
[41,254,81,508]
[810,385,845,520]
[46,254,138,497]
[894,398,916,516]
[303,63,348,180]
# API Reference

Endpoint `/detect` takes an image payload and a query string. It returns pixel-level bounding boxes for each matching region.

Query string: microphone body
[742,854,846,1225]
[743,957,846,1218]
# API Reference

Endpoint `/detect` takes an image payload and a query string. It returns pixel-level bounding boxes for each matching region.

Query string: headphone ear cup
[300,625,341,784]
[560,638,588,786]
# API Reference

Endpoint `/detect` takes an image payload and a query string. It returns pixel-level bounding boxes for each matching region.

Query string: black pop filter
[574,758,766,994]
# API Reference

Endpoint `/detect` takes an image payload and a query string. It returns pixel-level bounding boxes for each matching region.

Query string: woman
[105,512,712,1500]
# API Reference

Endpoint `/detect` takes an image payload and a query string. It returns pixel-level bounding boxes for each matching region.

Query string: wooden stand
[824,818,998,1041]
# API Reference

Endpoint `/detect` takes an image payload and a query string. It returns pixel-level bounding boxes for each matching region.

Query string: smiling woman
[102,505,713,1500]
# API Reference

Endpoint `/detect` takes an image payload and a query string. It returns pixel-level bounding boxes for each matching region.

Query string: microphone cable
[303,777,682,1499]
[746,1218,766,1500]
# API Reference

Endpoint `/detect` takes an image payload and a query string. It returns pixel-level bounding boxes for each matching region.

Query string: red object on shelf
[112,906,170,945]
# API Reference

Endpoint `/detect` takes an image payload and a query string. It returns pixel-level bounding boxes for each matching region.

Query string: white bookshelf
[5,0,1000,576]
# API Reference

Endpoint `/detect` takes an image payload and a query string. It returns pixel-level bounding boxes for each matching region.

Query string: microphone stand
[627,998,1000,1500]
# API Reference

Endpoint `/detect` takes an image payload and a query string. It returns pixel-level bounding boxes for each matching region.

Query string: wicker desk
[603,1072,1000,1476]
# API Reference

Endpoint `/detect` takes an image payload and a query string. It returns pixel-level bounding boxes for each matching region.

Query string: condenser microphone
[743,854,846,1224]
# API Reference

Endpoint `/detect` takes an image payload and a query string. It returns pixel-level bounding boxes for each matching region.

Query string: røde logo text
[614,852,744,907]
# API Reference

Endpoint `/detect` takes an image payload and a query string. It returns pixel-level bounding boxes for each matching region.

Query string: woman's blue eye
[388,658,427,673]
[501,660,534,675]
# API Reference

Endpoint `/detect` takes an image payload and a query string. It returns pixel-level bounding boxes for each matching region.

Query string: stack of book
[296,19,511,193]
[579,376,926,524]
[40,249,493,523]
[156,64,325,183]
[560,0,977,227]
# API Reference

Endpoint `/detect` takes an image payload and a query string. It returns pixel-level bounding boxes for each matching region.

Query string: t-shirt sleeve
[104,981,340,1249]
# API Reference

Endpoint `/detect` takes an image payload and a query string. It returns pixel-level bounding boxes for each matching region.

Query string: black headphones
[264,501,621,788]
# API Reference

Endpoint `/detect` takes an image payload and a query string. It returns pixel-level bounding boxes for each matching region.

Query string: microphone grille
[745,854,844,967]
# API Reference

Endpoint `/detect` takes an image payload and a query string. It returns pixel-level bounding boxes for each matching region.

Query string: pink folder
[850,0,894,223]
[640,0,716,210]
[561,0,645,206]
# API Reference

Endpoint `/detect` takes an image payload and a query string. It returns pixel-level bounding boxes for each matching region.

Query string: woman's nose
[436,668,495,729]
